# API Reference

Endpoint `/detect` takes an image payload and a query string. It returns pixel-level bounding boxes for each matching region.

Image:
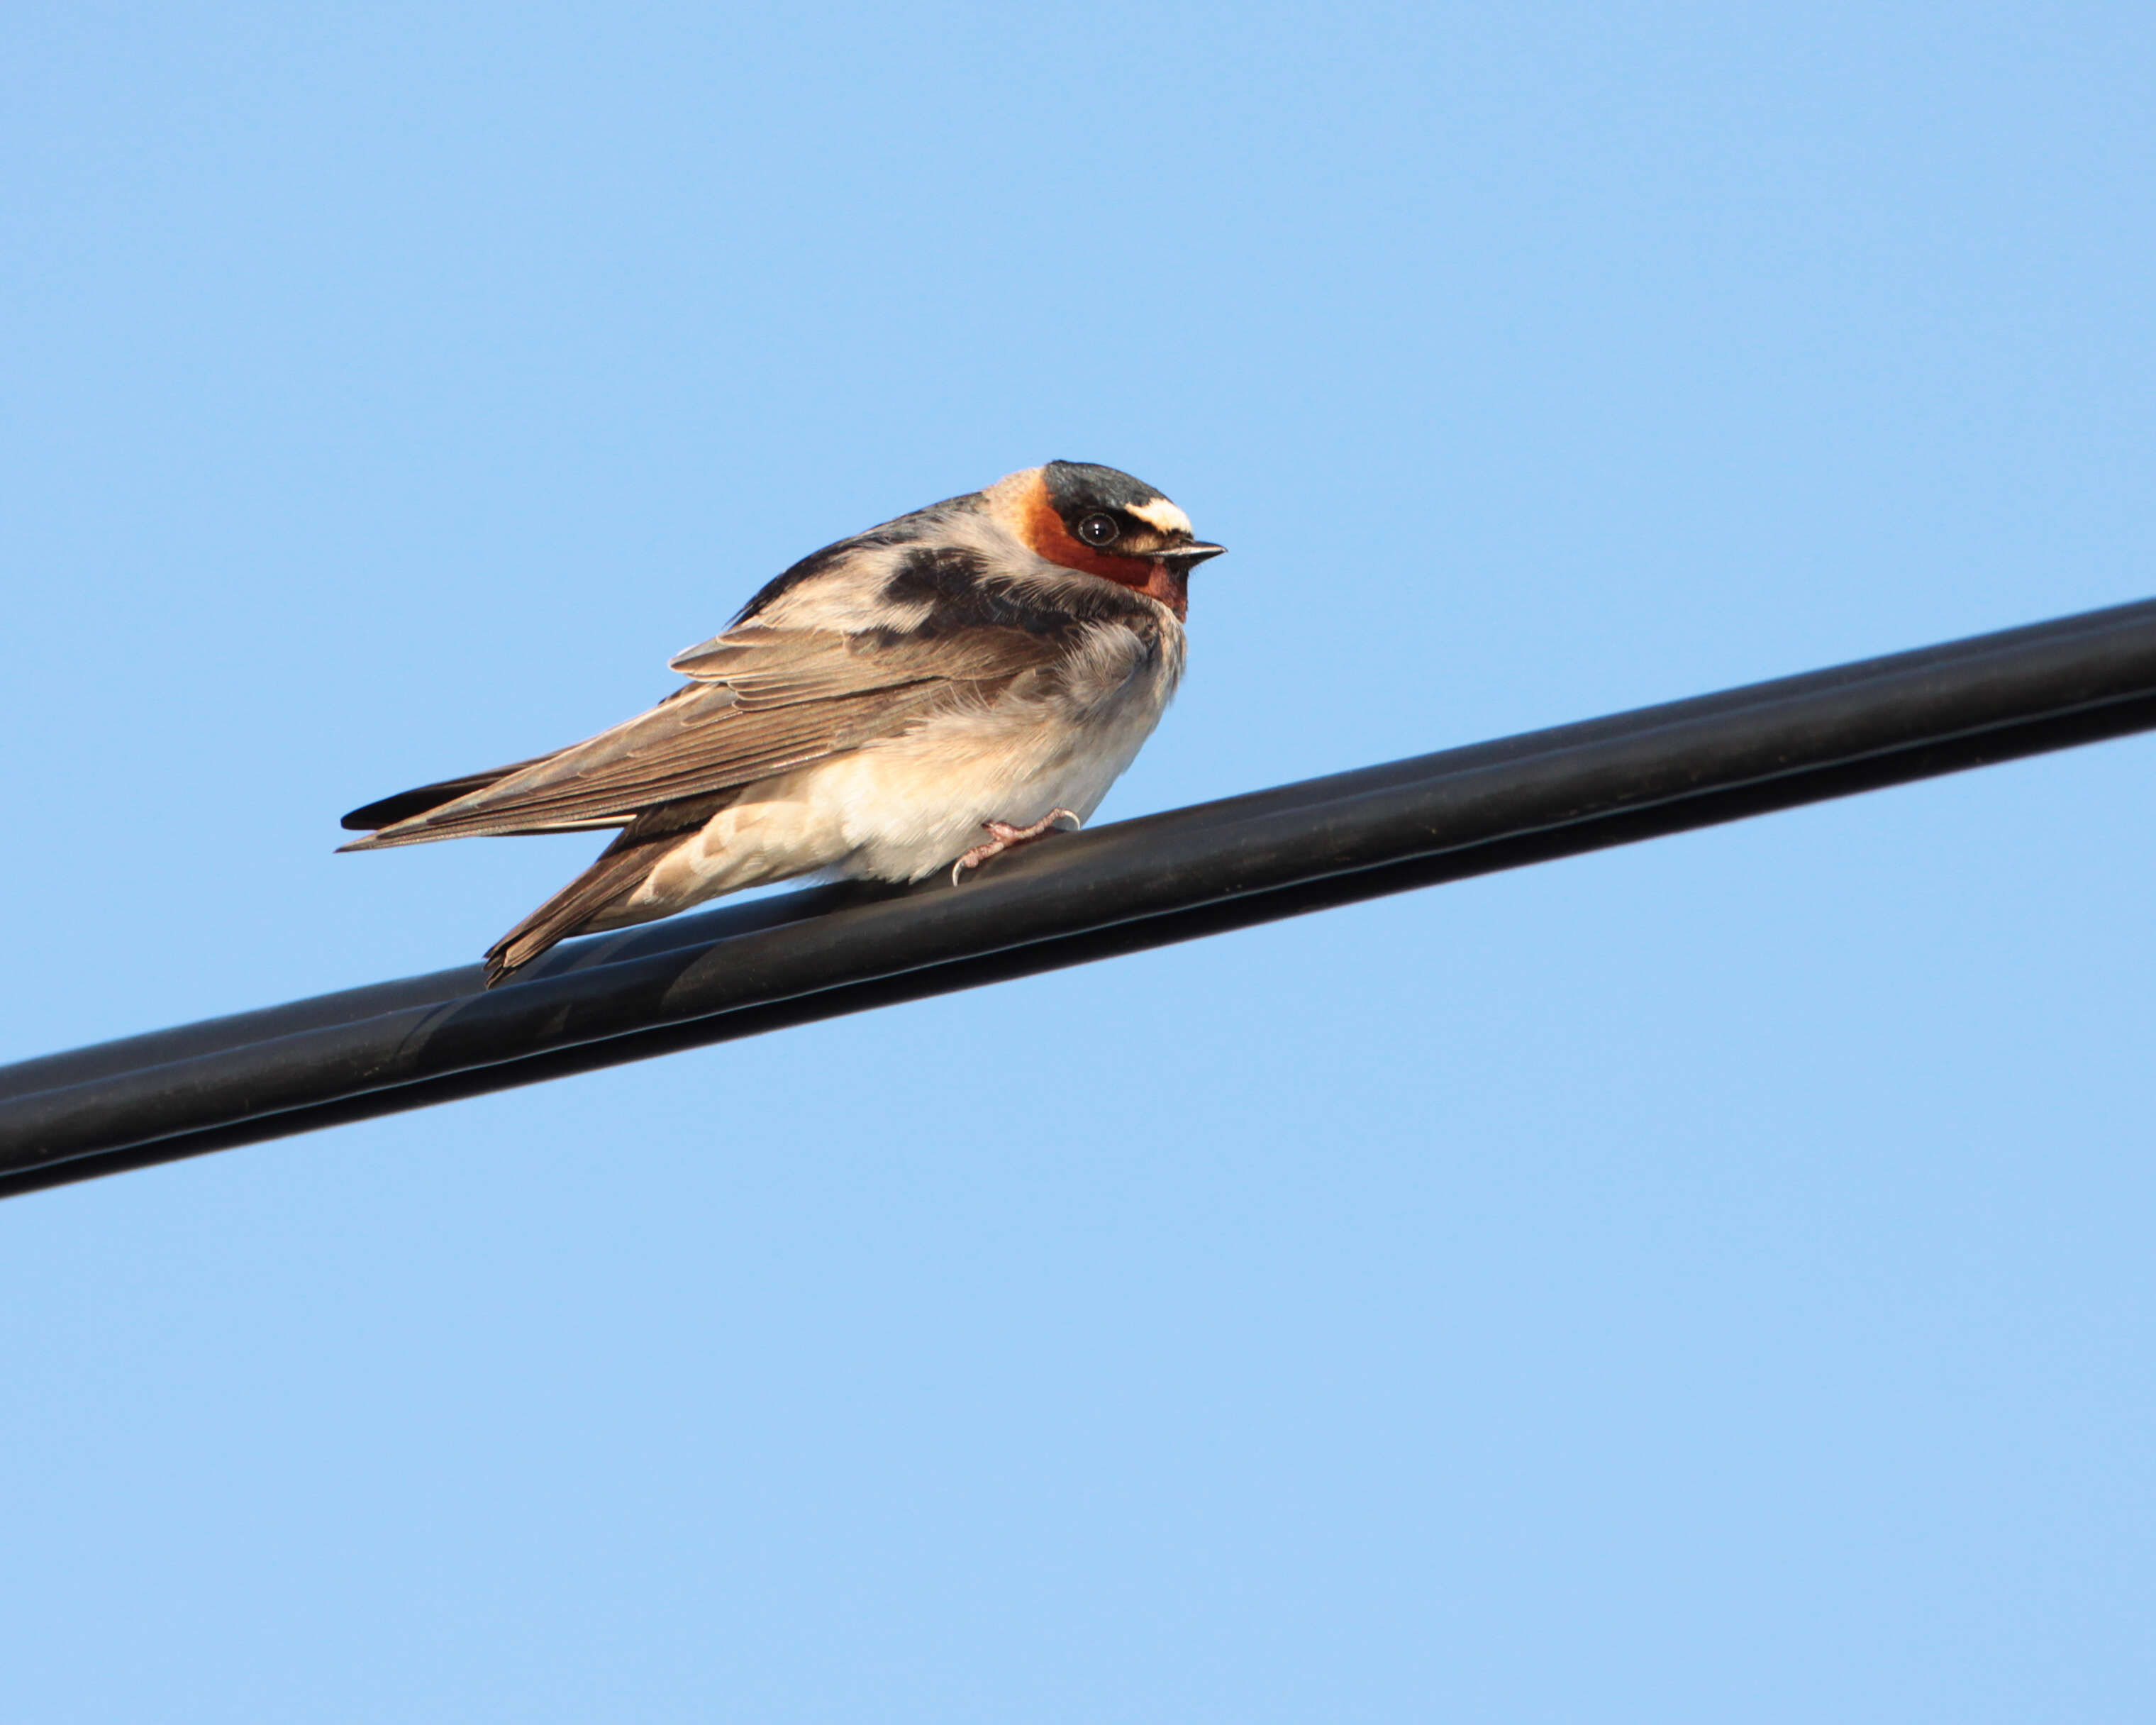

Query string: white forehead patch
[1126,497,1193,536]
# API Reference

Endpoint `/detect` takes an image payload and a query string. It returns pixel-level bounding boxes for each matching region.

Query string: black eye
[1077,513,1121,547]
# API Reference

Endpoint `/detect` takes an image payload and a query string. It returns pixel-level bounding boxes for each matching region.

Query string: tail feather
[340,754,556,840]
[482,827,682,987]
[480,791,745,984]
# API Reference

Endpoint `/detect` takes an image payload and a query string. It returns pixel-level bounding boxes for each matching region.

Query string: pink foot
[950,809,1082,884]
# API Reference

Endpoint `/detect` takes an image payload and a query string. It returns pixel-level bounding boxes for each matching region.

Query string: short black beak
[1155,541,1227,567]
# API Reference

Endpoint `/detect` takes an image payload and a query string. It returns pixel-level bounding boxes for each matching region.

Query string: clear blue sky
[6,4,2154,1718]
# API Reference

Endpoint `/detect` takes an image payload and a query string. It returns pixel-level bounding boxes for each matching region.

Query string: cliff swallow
[340,462,1225,985]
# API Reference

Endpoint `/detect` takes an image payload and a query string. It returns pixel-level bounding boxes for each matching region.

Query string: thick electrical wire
[5,595,2156,1199]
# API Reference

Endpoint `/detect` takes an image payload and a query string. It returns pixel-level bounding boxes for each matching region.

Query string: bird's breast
[811,619,1182,882]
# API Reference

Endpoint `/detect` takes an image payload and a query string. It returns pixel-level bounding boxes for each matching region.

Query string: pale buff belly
[623,683,1172,915]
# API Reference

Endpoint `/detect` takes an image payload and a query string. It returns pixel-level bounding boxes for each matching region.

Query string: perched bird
[340,461,1226,986]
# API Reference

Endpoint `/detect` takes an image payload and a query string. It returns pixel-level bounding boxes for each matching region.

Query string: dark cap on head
[1042,460,1169,518]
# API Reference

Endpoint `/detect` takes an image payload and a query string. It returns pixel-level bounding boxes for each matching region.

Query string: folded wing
[338,623,1060,850]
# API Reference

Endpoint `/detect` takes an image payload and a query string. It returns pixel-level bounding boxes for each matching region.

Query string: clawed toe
[950,808,1084,884]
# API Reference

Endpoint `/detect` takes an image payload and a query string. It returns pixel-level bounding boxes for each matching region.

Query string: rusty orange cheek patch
[1138,563,1189,620]
[1020,479,1162,588]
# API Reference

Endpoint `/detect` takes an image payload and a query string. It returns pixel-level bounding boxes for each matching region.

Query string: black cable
[6,594,2156,1199]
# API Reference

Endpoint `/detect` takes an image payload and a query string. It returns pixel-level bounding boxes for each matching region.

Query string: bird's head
[989,461,1225,619]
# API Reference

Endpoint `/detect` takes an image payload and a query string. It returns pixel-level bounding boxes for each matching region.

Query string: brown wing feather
[343,625,1060,850]
[339,754,557,832]
[668,623,1052,705]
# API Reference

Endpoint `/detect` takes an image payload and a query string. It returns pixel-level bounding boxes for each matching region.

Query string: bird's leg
[950,809,1083,884]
